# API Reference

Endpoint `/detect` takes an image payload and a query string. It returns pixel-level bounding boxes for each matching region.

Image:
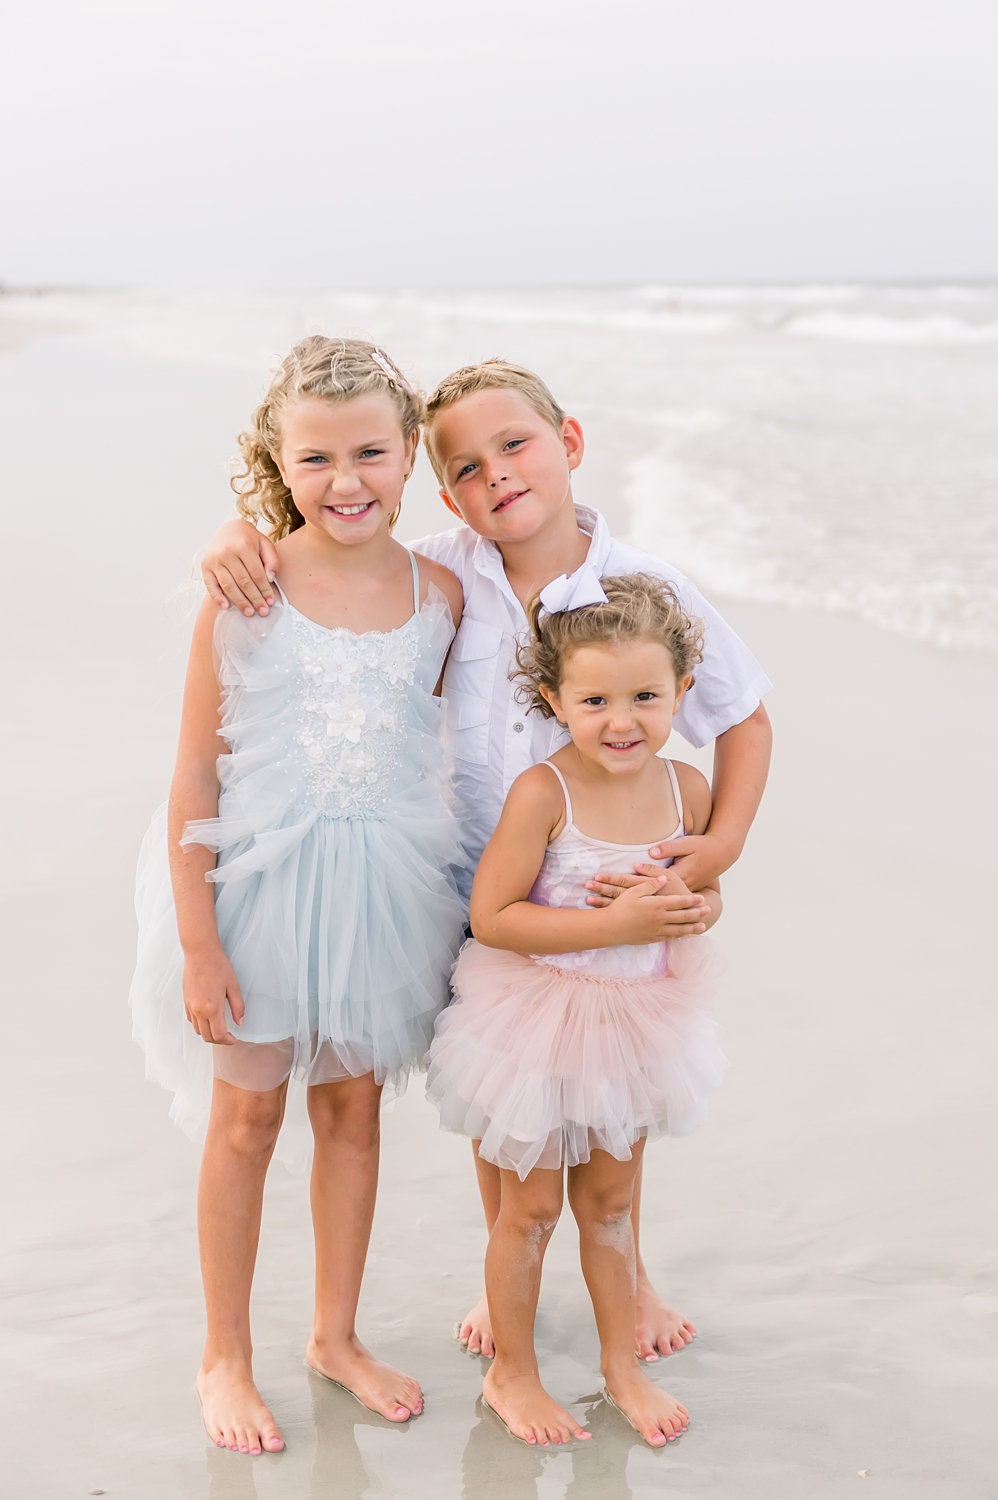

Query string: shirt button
[513,721,524,733]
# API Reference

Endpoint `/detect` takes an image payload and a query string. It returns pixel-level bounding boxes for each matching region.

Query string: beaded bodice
[213,553,454,822]
[290,608,426,815]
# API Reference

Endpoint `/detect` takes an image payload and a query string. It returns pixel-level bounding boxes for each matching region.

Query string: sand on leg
[481,1165,590,1446]
[461,1141,695,1362]
[196,1076,288,1455]
[305,1073,423,1422]
[568,1142,690,1448]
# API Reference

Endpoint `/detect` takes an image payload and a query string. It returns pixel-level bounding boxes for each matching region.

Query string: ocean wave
[8,286,998,362]
[634,283,868,305]
[395,293,738,336]
[785,310,998,345]
[624,446,998,656]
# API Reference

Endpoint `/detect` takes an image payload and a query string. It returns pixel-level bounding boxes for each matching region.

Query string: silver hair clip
[370,349,413,394]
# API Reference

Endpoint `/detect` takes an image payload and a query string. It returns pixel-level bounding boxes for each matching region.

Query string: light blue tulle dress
[130,551,466,1171]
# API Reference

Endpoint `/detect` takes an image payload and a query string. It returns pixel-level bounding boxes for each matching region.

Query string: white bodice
[212,551,454,824]
[290,606,428,815]
[529,760,684,979]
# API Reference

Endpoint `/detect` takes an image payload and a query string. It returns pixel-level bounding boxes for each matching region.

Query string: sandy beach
[2,293,995,1499]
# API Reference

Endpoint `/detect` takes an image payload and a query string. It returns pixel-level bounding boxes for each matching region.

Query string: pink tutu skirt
[426,938,725,1179]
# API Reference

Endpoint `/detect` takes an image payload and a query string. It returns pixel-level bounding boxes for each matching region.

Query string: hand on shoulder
[202,518,279,617]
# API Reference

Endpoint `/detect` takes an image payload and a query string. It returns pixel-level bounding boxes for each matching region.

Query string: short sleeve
[606,542,772,747]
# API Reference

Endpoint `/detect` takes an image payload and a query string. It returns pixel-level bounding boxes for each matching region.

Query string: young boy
[201,358,772,1376]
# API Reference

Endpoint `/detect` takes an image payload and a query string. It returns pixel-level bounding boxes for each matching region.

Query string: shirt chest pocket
[443,619,504,766]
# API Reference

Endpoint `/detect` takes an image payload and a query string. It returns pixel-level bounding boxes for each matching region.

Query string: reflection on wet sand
[308,1370,413,1497]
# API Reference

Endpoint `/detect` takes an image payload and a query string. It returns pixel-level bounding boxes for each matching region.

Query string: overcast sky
[3,0,996,288]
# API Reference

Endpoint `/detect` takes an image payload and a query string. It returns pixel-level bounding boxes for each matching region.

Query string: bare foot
[196,1361,285,1454]
[482,1367,591,1446]
[306,1334,423,1422]
[458,1291,495,1359]
[604,1365,689,1447]
[634,1276,697,1361]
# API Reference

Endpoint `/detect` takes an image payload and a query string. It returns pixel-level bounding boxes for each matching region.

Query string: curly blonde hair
[423,358,565,483]
[514,573,705,719]
[231,336,426,538]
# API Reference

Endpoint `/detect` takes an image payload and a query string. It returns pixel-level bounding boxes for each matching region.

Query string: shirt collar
[470,505,610,603]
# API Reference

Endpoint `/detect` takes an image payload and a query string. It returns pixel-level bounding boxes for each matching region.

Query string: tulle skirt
[130,796,466,1174]
[427,938,725,1179]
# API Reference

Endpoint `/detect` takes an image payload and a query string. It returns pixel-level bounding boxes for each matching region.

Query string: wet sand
[2,300,995,1498]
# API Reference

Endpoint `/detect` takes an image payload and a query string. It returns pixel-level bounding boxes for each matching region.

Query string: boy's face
[432,388,583,543]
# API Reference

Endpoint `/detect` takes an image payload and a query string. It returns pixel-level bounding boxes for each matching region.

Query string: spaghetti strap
[541,760,574,827]
[407,549,420,612]
[663,758,684,832]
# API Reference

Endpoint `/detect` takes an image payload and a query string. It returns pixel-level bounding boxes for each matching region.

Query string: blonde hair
[514,574,705,720]
[231,336,425,538]
[424,358,565,483]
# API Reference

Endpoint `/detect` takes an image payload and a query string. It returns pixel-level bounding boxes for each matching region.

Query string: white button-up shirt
[411,506,772,900]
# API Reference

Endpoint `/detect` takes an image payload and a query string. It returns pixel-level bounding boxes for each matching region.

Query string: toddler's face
[274,394,415,542]
[431,389,583,543]
[541,639,691,777]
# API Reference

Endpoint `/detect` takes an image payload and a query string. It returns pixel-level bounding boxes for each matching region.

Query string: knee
[501,1189,563,1241]
[308,1082,381,1152]
[569,1182,634,1234]
[218,1090,284,1160]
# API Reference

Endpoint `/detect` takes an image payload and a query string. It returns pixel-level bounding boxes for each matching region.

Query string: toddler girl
[427,572,724,1447]
[130,337,466,1454]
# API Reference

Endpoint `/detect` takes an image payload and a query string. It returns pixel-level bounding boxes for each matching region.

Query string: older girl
[130,337,465,1453]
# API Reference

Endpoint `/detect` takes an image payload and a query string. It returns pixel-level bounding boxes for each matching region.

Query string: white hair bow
[538,563,609,617]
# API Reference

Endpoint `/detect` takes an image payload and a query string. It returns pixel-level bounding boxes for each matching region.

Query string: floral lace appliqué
[291,611,421,815]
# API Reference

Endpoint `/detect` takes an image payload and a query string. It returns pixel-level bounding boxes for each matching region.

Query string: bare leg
[568,1143,689,1447]
[464,1145,694,1362]
[459,1143,501,1357]
[305,1074,422,1422]
[482,1167,590,1446]
[632,1155,697,1360]
[196,1077,287,1455]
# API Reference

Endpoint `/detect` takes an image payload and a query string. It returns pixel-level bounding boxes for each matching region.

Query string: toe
[480,1333,496,1359]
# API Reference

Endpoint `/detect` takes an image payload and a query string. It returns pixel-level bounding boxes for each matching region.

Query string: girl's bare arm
[471,767,699,954]
[168,599,245,1044]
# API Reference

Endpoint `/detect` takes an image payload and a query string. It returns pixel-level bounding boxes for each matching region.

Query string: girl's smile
[274,394,416,542]
[542,640,691,779]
